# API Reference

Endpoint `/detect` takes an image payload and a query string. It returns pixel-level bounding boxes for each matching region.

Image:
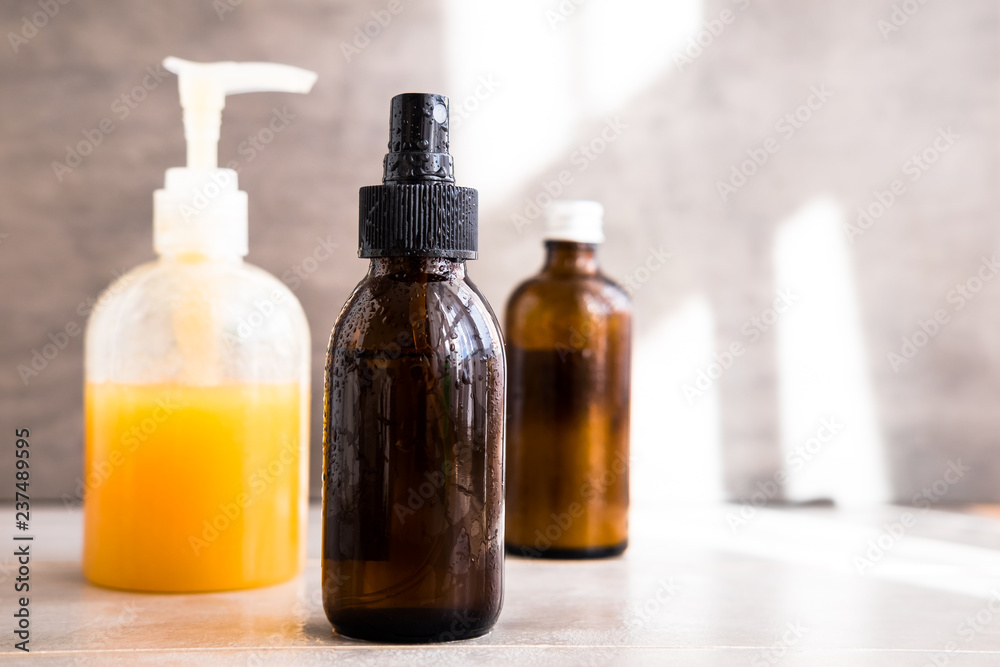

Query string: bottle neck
[369,256,467,280]
[542,241,599,276]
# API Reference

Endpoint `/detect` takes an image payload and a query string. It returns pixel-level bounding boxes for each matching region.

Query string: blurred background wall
[1,0,997,506]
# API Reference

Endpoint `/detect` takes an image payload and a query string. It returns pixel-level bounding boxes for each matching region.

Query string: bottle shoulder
[89,259,305,318]
[85,258,310,384]
[330,269,503,360]
[505,271,630,349]
[506,271,631,319]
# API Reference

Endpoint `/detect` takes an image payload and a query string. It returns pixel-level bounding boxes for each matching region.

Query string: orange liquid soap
[83,382,305,592]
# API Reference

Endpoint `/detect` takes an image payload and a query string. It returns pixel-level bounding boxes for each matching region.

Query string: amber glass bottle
[322,94,505,642]
[505,201,631,559]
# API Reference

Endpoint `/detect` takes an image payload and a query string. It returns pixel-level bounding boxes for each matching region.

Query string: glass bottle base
[505,539,628,560]
[329,607,497,644]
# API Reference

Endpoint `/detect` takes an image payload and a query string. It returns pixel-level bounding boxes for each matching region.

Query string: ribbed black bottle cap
[359,93,478,259]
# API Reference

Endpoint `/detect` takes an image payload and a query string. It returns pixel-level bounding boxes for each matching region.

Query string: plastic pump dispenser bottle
[83,57,316,592]
[322,94,505,642]
[504,201,632,558]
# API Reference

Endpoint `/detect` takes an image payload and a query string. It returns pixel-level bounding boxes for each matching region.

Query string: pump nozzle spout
[163,56,317,169]
[383,93,454,184]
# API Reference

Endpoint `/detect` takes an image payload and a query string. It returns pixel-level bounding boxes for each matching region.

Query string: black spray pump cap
[384,93,454,184]
[359,93,478,259]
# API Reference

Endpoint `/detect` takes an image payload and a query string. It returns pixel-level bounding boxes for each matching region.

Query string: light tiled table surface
[4,504,1000,665]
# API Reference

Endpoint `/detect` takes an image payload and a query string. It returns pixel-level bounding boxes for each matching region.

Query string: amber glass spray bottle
[322,94,505,642]
[505,201,631,558]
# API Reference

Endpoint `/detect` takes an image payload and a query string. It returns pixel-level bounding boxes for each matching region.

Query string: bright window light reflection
[665,508,1000,599]
[580,0,701,117]
[444,0,701,205]
[632,295,724,509]
[774,197,889,505]
[443,0,576,204]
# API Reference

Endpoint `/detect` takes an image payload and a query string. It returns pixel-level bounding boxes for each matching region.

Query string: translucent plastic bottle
[83,57,316,592]
[504,201,632,559]
[322,94,505,642]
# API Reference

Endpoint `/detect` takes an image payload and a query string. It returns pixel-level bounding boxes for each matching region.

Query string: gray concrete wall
[1,0,997,504]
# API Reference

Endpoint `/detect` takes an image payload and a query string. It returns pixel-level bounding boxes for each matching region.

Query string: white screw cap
[543,200,605,244]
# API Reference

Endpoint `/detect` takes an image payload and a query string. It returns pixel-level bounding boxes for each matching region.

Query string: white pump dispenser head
[154,56,317,257]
